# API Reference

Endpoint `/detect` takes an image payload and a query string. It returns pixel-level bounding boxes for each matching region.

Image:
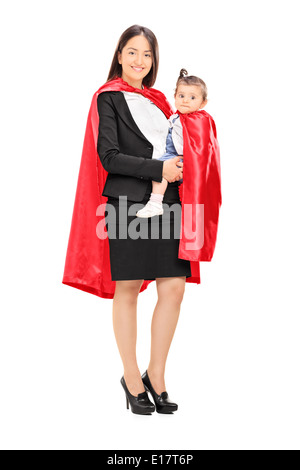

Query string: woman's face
[118,35,153,89]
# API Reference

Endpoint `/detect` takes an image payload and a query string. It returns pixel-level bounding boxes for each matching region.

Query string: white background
[0,0,299,450]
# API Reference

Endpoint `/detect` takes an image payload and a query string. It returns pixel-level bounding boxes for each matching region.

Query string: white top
[169,113,184,155]
[121,91,170,159]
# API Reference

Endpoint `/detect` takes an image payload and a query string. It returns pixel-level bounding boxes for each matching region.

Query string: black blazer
[96,91,179,202]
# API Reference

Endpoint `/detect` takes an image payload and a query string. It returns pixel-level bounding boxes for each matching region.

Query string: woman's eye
[145,54,151,57]
[129,51,135,55]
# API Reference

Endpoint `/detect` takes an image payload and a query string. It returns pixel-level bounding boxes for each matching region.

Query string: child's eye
[179,94,184,98]
[191,96,195,100]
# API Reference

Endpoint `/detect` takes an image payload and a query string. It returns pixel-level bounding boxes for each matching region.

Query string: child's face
[175,84,207,114]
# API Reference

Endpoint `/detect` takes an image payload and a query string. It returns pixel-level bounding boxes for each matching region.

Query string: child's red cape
[62,77,221,299]
[177,109,222,261]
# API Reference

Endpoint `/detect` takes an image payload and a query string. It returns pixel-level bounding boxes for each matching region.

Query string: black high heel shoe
[120,376,155,415]
[141,370,178,414]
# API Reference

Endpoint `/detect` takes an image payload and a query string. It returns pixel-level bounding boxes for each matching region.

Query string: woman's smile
[131,66,144,72]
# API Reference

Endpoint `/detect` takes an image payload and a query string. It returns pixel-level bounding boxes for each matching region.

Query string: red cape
[177,109,222,261]
[62,77,221,299]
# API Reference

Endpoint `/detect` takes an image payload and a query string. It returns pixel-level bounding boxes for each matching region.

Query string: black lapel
[110,92,151,144]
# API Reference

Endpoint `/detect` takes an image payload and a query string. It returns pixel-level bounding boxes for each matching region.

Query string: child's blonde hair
[175,68,208,101]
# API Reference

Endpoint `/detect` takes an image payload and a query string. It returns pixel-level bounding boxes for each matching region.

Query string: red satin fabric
[177,109,222,261]
[62,77,220,299]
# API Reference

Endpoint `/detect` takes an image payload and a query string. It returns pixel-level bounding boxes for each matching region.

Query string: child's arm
[172,117,184,158]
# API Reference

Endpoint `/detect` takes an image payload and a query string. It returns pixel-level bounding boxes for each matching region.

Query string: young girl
[136,68,208,218]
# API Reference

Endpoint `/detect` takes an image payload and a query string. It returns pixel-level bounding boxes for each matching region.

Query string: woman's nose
[134,55,143,65]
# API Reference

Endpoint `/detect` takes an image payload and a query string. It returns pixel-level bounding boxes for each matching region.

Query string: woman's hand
[162,156,183,183]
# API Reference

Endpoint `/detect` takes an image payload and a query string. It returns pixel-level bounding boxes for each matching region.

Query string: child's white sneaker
[136,201,164,218]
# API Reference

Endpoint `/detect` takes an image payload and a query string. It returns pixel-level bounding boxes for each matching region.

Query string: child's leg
[150,155,171,199]
[136,183,165,217]
[152,177,168,195]
[136,156,171,218]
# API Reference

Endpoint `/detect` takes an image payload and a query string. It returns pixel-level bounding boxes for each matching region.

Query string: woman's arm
[97,92,164,182]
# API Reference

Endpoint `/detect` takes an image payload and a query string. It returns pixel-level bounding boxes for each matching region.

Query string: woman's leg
[147,276,186,394]
[112,279,145,396]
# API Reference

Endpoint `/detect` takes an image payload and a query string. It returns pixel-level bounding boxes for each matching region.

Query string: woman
[63,24,202,415]
[97,25,193,415]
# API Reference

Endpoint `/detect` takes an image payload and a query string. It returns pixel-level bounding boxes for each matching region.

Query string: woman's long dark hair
[106,25,159,88]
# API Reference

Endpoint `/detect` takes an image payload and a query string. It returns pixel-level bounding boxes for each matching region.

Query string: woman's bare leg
[147,276,186,394]
[113,279,145,396]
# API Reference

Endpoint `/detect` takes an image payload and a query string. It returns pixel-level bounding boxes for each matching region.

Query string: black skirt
[104,181,191,281]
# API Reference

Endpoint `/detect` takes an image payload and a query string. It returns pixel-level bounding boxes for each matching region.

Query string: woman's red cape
[62,77,221,299]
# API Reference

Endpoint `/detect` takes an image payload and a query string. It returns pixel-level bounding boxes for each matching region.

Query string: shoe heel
[121,376,155,415]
